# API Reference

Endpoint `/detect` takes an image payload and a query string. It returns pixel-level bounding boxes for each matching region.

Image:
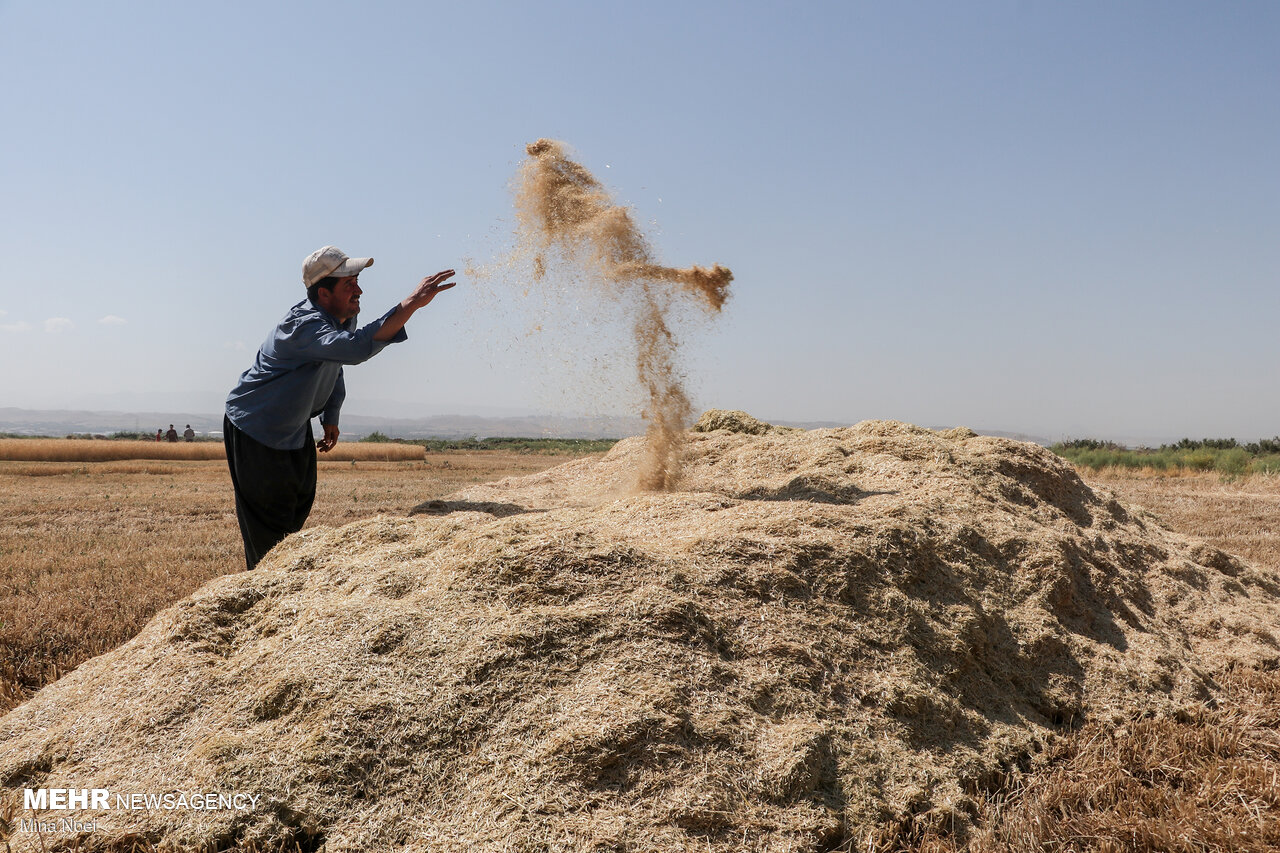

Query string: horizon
[5,402,1279,450]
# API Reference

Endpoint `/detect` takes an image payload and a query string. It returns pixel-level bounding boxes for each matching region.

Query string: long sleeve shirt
[225,299,407,450]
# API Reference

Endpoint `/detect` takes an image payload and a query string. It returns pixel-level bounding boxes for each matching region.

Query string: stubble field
[1086,469,1280,574]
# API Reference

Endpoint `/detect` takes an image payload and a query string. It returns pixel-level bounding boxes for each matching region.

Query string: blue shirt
[225,299,407,450]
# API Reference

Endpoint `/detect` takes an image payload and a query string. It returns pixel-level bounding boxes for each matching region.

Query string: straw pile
[5,414,1280,852]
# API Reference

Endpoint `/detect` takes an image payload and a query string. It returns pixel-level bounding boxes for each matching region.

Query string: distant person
[224,245,456,570]
[155,429,162,442]
[165,424,178,442]
[183,424,195,442]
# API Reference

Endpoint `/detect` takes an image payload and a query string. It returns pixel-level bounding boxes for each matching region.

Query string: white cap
[303,246,374,287]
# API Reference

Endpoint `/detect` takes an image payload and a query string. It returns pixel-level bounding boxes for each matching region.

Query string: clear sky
[1,0,1276,443]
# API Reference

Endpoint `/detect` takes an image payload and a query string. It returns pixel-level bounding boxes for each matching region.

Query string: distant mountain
[0,407,223,437]
[338,412,647,440]
[0,407,645,440]
[0,407,1057,445]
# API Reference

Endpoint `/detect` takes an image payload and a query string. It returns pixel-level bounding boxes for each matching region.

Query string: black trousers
[224,415,317,570]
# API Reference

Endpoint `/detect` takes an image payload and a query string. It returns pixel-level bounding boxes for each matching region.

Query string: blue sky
[1,1,1276,442]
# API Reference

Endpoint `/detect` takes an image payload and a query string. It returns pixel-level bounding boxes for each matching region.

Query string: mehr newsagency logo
[14,788,260,835]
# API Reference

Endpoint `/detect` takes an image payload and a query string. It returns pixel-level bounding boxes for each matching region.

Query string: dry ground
[1087,469,1280,575]
[0,451,596,713]
[2,460,1279,852]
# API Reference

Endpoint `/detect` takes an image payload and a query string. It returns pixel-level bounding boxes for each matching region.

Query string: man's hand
[372,268,459,343]
[318,424,340,453]
[407,270,457,309]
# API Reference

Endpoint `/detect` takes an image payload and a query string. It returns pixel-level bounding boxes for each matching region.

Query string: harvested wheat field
[4,413,1280,852]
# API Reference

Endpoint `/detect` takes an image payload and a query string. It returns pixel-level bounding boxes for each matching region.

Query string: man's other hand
[318,424,340,453]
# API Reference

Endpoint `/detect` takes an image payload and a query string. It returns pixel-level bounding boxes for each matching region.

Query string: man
[183,424,195,442]
[165,424,179,442]
[224,245,456,569]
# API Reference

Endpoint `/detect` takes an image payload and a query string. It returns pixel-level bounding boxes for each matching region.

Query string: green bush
[1217,447,1252,476]
[1184,449,1217,471]
[1052,438,1279,476]
[1254,455,1280,475]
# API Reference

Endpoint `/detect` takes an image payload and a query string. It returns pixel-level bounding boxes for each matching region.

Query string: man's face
[319,275,362,321]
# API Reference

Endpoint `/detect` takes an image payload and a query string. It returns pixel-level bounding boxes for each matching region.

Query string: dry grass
[904,666,1280,853]
[959,665,1280,852]
[1085,470,1280,575]
[898,468,1280,853]
[0,438,423,463]
[0,451,595,713]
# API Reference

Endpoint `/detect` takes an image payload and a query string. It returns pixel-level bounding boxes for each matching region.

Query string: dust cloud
[502,138,733,490]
